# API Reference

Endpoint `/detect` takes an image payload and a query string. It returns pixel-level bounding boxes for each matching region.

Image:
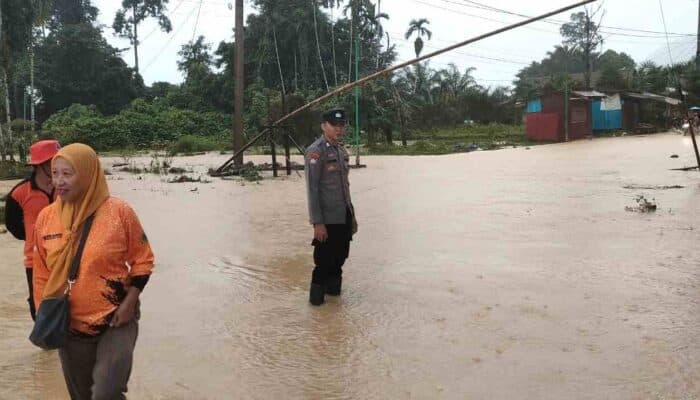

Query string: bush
[42,104,111,149]
[0,161,31,180]
[168,135,223,155]
[43,100,231,151]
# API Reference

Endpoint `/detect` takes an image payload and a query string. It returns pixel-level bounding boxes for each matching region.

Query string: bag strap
[66,214,96,290]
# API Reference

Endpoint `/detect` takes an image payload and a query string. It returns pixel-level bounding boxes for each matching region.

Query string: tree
[319,0,343,86]
[311,0,329,91]
[35,22,143,118]
[560,8,603,88]
[360,2,388,69]
[404,18,431,58]
[596,49,634,90]
[49,0,98,26]
[113,0,172,75]
[177,36,212,77]
[632,61,667,94]
[0,0,36,160]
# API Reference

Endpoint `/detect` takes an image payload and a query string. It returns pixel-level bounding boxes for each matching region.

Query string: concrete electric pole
[233,0,244,166]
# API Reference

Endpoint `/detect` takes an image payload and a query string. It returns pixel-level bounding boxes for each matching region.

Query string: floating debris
[625,195,657,213]
[670,154,679,158]
[168,175,210,184]
[623,184,684,190]
[451,143,481,153]
[168,167,188,174]
[209,162,263,181]
[120,165,143,174]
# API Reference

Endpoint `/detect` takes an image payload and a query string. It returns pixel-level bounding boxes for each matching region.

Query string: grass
[0,161,31,180]
[0,206,4,224]
[168,135,228,156]
[368,124,533,155]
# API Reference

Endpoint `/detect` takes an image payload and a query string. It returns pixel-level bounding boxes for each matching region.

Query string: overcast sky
[93,0,698,88]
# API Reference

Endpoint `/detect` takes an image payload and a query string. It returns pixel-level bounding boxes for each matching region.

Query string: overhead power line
[141,0,186,44]
[657,0,675,65]
[456,0,695,37]
[192,0,204,41]
[143,3,199,71]
[421,0,695,38]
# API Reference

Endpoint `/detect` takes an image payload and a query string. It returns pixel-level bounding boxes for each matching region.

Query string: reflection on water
[1,136,700,399]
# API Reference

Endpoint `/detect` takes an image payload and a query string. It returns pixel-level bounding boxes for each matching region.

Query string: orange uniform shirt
[5,178,52,267]
[33,197,154,336]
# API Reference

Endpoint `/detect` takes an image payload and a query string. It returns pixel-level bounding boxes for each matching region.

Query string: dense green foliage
[1,1,698,159]
[43,101,231,151]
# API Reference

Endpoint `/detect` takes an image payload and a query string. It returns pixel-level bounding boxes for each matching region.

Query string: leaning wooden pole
[688,115,700,170]
[215,0,596,174]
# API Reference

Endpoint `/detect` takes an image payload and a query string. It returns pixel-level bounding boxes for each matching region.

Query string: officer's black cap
[321,108,347,124]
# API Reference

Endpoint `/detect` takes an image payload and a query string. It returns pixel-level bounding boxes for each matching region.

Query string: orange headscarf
[43,143,109,298]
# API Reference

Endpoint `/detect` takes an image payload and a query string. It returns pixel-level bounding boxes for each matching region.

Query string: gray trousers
[58,319,138,400]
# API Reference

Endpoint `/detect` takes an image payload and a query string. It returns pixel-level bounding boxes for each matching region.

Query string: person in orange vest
[33,143,154,399]
[4,139,61,320]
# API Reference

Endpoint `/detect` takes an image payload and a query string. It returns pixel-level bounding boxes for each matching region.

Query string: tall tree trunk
[312,0,329,91]
[347,8,353,83]
[294,50,298,91]
[272,26,286,95]
[133,5,140,74]
[30,42,35,133]
[331,7,337,86]
[2,68,14,161]
[394,88,407,146]
[376,0,381,70]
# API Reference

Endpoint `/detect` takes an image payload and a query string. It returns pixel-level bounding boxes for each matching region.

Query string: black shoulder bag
[29,214,95,350]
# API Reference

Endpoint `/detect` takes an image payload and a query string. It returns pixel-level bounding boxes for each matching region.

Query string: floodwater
[1,133,700,399]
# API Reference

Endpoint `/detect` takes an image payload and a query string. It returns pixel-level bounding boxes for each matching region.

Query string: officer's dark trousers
[312,208,353,286]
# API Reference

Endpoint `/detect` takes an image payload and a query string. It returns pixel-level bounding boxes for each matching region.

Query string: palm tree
[404,18,431,58]
[343,0,369,83]
[320,0,343,86]
[29,0,53,133]
[360,2,388,69]
[311,0,329,91]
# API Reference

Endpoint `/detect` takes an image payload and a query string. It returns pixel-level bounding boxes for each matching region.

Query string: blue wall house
[573,91,622,131]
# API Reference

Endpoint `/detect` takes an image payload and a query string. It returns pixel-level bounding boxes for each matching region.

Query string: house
[525,90,682,141]
[525,90,598,142]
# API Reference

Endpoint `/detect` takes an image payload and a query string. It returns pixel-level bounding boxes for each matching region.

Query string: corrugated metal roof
[572,90,607,98]
[625,92,681,105]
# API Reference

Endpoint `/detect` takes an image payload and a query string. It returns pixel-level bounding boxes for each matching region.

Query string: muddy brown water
[1,133,700,399]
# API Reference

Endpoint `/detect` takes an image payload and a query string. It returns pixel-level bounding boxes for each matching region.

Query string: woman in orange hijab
[33,143,154,400]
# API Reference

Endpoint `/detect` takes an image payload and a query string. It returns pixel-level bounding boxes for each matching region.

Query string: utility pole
[354,32,361,166]
[697,0,700,66]
[584,9,591,88]
[0,0,5,161]
[233,0,244,166]
[133,5,140,75]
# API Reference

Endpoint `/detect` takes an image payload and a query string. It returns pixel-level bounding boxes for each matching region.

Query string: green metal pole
[564,80,569,142]
[354,35,361,166]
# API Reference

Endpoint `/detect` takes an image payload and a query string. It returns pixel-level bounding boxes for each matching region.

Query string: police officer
[305,108,357,306]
